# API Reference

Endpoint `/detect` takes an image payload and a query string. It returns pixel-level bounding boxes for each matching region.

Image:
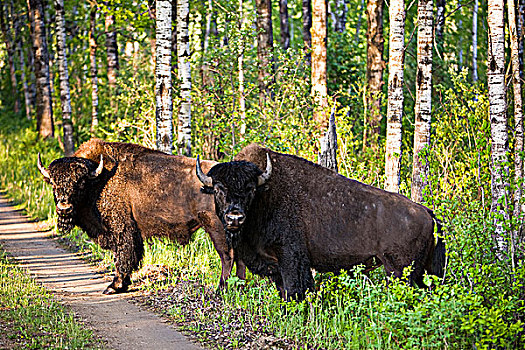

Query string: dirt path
[0,194,202,350]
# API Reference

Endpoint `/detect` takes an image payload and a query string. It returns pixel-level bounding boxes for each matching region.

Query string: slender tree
[366,0,384,136]
[238,0,247,134]
[334,0,348,32]
[411,0,433,203]
[384,0,405,192]
[0,3,20,113]
[519,0,524,78]
[508,0,524,252]
[312,0,328,129]
[177,0,191,156]
[155,0,173,154]
[472,0,478,82]
[435,0,445,44]
[171,1,177,73]
[354,0,364,43]
[12,2,32,119]
[27,0,54,138]
[302,0,312,63]
[279,0,290,50]
[89,4,98,133]
[255,0,275,103]
[487,0,509,256]
[54,0,74,155]
[105,8,119,106]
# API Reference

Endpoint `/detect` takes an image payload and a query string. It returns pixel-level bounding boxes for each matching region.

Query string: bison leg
[278,249,314,301]
[103,228,144,295]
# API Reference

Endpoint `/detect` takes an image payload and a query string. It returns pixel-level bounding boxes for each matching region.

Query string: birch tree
[508,0,524,251]
[302,0,312,63]
[312,0,328,130]
[411,0,433,203]
[366,0,384,136]
[55,0,74,155]
[279,0,290,50]
[519,0,524,77]
[487,0,509,256]
[89,5,98,133]
[0,3,20,113]
[472,0,478,82]
[384,0,405,192]
[255,0,275,103]
[238,0,247,134]
[27,0,54,138]
[105,10,119,107]
[155,0,173,154]
[177,0,191,156]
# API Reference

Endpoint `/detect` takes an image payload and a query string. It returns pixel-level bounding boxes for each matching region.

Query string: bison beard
[198,144,446,301]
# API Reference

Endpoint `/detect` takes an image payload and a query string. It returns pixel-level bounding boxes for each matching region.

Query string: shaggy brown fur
[200,144,445,300]
[40,139,245,294]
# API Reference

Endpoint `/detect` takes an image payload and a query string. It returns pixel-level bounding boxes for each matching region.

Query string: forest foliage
[0,0,524,348]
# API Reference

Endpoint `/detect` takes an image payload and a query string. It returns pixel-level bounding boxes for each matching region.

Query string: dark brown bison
[38,139,245,294]
[196,143,445,300]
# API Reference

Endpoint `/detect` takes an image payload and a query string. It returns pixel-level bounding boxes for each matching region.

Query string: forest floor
[0,194,202,350]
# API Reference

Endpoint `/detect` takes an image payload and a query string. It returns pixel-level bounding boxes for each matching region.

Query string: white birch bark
[55,0,74,156]
[411,0,433,203]
[508,0,524,253]
[384,0,405,193]
[472,0,478,82]
[488,0,509,256]
[155,0,173,154]
[89,6,98,133]
[238,0,246,135]
[519,0,525,78]
[177,0,191,156]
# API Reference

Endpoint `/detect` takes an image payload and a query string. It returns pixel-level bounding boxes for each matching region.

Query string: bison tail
[430,236,446,278]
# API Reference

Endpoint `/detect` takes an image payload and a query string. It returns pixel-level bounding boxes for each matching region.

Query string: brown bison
[196,144,445,300]
[38,139,245,294]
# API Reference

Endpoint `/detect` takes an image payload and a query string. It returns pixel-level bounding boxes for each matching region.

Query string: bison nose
[224,210,246,228]
[56,201,73,214]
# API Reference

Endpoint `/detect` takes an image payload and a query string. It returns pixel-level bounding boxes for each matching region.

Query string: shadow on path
[0,195,201,350]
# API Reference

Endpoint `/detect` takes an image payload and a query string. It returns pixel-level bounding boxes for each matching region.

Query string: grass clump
[0,247,102,349]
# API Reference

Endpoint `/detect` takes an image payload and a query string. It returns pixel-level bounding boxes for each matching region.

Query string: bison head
[196,154,271,235]
[37,154,104,233]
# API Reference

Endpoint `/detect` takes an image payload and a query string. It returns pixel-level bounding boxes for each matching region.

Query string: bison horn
[37,153,51,181]
[257,153,272,186]
[89,155,104,179]
[196,155,213,187]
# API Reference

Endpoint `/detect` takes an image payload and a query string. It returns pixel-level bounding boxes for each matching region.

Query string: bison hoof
[102,285,128,295]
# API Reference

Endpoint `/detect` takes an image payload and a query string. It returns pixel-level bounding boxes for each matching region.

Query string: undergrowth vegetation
[1,64,524,349]
[0,247,99,349]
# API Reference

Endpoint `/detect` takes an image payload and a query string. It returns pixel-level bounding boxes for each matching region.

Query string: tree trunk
[177,0,191,156]
[89,5,99,133]
[55,0,74,156]
[508,0,524,255]
[333,0,347,33]
[155,0,173,154]
[105,11,119,103]
[384,0,405,193]
[171,0,177,73]
[203,0,212,54]
[0,3,20,113]
[238,0,247,135]
[279,0,290,50]
[366,0,384,136]
[487,0,509,257]
[256,0,274,103]
[411,0,433,203]
[302,0,312,63]
[318,107,338,172]
[472,0,478,82]
[13,3,32,119]
[518,0,524,78]
[312,0,328,131]
[27,0,54,138]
